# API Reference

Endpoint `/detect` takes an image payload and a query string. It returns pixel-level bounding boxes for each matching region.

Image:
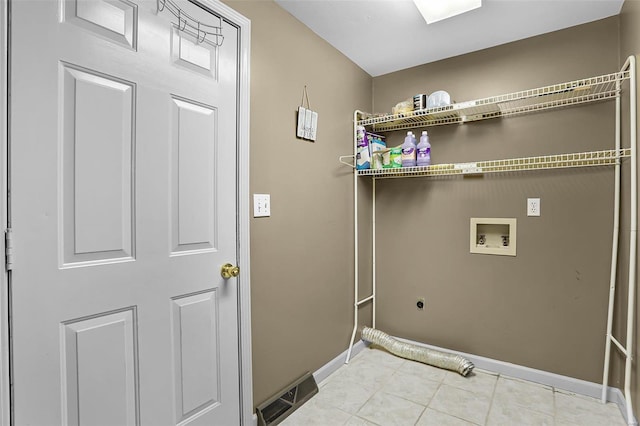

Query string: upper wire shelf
[358,71,630,132]
[157,0,224,47]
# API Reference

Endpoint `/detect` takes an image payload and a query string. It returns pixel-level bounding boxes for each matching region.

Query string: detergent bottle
[401,131,416,167]
[416,131,431,166]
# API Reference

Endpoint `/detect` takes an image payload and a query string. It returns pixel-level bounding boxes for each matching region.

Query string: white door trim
[203,2,254,424]
[0,1,252,424]
[0,0,9,424]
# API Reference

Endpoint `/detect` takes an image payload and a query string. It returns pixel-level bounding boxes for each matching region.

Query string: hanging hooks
[297,86,318,141]
[177,9,186,31]
[300,85,311,109]
[156,0,224,47]
[197,21,207,44]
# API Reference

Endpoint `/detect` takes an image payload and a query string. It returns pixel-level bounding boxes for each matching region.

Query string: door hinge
[5,228,13,271]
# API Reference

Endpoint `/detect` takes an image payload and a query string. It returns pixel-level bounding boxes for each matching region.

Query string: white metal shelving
[344,58,637,426]
[359,71,629,132]
[357,149,632,179]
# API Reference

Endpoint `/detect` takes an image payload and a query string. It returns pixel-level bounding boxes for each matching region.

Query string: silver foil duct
[361,327,474,377]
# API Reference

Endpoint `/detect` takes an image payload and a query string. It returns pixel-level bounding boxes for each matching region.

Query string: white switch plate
[527,198,540,216]
[253,194,270,217]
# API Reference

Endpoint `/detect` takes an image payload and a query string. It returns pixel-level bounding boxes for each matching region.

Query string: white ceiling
[274,0,625,77]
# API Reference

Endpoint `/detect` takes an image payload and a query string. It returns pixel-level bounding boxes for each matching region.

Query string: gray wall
[221,0,373,408]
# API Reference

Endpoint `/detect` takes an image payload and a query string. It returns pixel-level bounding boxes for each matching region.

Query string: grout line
[413,405,428,426]
[426,405,484,426]
[496,375,557,420]
[423,378,443,412]
[482,372,500,426]
[552,387,558,423]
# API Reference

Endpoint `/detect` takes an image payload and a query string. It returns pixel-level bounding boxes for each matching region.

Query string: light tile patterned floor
[281,347,627,426]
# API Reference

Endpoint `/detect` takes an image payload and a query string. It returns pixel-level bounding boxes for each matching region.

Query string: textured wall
[220,0,372,408]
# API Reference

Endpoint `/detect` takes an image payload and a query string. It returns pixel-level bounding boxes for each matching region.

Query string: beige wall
[370,17,621,384]
[222,0,638,416]
[221,0,372,408]
[619,0,640,416]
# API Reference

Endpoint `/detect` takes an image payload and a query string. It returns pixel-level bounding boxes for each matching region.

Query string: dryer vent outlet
[256,372,318,426]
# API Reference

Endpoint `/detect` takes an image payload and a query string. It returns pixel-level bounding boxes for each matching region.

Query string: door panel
[171,290,220,423]
[10,0,240,424]
[61,63,135,265]
[173,29,216,74]
[61,308,139,426]
[62,0,138,49]
[170,96,217,254]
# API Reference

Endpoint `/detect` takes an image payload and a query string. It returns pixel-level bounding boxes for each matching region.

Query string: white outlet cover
[254,194,270,217]
[527,198,541,216]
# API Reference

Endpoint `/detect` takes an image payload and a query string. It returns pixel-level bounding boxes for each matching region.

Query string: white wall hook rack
[157,0,224,47]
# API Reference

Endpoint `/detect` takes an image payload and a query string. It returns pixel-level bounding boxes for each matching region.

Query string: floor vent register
[256,372,318,425]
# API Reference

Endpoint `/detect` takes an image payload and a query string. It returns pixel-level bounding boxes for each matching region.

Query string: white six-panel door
[9,0,243,424]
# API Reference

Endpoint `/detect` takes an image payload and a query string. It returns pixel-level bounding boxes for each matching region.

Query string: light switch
[253,194,270,217]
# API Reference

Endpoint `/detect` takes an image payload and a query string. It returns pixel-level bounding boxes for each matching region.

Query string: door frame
[0,0,9,424]
[0,1,253,424]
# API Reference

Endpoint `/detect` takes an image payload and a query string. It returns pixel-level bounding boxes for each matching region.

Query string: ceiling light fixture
[413,0,482,24]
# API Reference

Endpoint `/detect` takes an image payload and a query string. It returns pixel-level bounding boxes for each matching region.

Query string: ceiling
[274,0,625,77]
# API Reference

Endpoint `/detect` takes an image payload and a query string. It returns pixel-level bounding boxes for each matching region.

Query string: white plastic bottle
[416,131,431,166]
[401,131,417,167]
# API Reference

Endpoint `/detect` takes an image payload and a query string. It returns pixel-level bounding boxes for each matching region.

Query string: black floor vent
[256,372,318,426]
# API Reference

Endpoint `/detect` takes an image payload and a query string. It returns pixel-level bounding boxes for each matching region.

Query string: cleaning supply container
[356,125,370,170]
[401,131,417,167]
[390,147,402,168]
[416,131,431,166]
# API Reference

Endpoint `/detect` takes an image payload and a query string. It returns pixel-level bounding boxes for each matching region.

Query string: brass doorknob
[221,263,240,279]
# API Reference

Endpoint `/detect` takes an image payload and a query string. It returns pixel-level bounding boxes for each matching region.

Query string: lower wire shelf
[356,148,631,179]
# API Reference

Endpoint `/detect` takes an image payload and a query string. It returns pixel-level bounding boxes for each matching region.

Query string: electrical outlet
[416,298,425,311]
[527,198,540,217]
[253,194,270,217]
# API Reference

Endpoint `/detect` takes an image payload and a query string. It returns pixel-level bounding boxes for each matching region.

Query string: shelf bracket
[339,155,355,168]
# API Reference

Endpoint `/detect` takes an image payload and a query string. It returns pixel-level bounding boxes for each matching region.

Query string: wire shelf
[358,72,630,132]
[357,149,631,179]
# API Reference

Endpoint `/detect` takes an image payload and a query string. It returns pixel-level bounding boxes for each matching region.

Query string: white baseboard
[312,337,636,425]
[251,413,258,426]
[313,340,367,385]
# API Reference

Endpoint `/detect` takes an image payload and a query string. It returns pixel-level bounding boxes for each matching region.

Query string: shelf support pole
[623,54,637,426]
[372,178,376,330]
[346,111,361,364]
[602,63,623,404]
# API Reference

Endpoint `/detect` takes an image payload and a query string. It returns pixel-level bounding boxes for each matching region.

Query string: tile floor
[281,346,627,426]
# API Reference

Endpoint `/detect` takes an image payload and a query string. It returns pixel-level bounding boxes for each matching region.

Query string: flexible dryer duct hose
[361,327,475,377]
